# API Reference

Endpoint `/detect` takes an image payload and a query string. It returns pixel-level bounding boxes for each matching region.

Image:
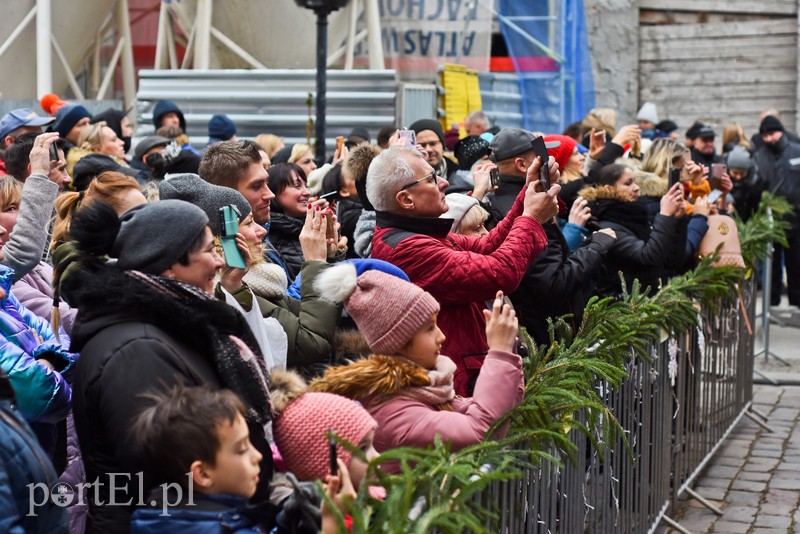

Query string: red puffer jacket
[372,186,547,395]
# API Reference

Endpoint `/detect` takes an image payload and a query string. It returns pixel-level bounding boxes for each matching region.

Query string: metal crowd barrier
[480,275,757,533]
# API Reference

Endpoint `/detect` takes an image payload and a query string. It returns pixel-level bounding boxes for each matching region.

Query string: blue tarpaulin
[497,0,595,134]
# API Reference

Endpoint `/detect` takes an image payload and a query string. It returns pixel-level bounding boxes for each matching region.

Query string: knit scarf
[391,356,456,411]
[126,271,273,425]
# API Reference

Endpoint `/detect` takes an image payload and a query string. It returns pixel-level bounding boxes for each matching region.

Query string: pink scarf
[395,356,457,409]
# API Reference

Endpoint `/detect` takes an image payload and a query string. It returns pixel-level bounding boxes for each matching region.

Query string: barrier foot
[749,407,770,422]
[744,411,775,433]
[684,487,724,516]
[754,348,791,366]
[753,368,779,385]
[662,514,693,534]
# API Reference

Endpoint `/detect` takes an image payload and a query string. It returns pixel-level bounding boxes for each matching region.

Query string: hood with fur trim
[308,355,430,401]
[634,169,668,197]
[578,185,633,202]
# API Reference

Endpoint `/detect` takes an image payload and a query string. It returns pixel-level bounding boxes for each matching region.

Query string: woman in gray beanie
[158,173,342,373]
[51,200,277,532]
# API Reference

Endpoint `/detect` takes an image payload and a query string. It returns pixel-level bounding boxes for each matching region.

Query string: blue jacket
[0,265,75,425]
[131,493,271,533]
[0,369,68,533]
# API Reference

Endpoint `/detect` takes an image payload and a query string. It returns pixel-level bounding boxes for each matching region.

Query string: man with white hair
[368,145,560,395]
[464,110,491,137]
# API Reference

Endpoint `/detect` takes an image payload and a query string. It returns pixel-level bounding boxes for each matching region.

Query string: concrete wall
[583,0,639,126]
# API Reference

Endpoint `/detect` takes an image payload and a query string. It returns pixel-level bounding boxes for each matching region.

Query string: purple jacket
[12,262,77,335]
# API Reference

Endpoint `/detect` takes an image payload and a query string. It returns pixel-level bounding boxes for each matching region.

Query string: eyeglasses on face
[400,171,437,190]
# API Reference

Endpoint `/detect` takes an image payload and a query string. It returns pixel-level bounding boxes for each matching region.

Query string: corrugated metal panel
[136,69,398,149]
[477,72,524,130]
[397,83,438,128]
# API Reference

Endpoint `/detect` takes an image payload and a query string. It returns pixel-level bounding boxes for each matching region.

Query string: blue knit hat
[208,114,237,144]
[53,104,92,139]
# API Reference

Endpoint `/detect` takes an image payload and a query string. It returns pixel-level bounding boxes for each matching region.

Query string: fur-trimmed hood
[308,355,430,401]
[633,169,668,197]
[578,185,633,202]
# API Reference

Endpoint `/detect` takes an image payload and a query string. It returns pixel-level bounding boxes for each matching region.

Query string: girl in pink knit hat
[308,263,524,460]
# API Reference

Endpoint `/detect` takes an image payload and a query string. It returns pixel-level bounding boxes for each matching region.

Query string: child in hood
[308,263,523,458]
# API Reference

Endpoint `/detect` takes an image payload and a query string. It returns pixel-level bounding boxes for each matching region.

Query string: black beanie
[760,115,784,134]
[409,119,445,145]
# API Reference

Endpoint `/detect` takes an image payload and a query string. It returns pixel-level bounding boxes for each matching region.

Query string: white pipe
[328,29,367,67]
[210,26,266,69]
[96,38,125,100]
[165,16,178,69]
[92,31,101,91]
[51,36,85,100]
[154,2,168,69]
[36,0,52,97]
[181,19,197,69]
[194,0,213,70]
[0,6,37,59]
[344,0,359,70]
[116,0,136,115]
[363,0,383,70]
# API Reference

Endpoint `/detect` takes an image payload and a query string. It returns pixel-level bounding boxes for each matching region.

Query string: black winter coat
[337,198,363,259]
[269,211,305,280]
[730,167,766,222]
[753,135,800,231]
[580,187,679,297]
[488,175,615,345]
[62,265,275,533]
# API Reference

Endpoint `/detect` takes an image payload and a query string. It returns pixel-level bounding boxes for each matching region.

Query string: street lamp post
[294,0,350,165]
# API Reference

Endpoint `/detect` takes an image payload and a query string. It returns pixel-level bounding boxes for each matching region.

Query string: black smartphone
[489,168,499,188]
[669,167,681,188]
[328,430,338,476]
[531,136,550,193]
[318,190,341,202]
[49,142,59,162]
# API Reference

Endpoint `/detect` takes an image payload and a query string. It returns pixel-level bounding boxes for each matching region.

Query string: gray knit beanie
[158,173,252,236]
[726,146,752,171]
[112,200,209,274]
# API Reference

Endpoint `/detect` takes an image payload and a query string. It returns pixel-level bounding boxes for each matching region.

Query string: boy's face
[347,429,379,488]
[396,313,446,370]
[200,413,262,498]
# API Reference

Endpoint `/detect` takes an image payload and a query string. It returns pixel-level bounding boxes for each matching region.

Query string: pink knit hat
[271,370,377,481]
[315,263,440,355]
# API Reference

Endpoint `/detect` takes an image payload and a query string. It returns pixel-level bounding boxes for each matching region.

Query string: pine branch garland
[339,196,785,533]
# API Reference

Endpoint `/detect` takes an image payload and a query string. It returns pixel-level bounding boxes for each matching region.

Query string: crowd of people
[0,93,796,533]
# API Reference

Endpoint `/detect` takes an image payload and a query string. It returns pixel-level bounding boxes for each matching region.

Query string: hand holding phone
[398,129,416,148]
[531,136,551,193]
[328,430,338,476]
[219,205,246,269]
[489,168,499,188]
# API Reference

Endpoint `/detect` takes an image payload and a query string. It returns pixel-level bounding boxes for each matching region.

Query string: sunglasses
[400,171,437,190]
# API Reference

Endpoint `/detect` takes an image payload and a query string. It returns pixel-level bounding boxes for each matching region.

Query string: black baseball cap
[488,128,559,162]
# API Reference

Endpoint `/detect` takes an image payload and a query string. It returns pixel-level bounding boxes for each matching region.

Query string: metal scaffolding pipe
[195,0,213,69]
[36,0,52,97]
[0,6,37,59]
[363,0,383,69]
[117,0,137,116]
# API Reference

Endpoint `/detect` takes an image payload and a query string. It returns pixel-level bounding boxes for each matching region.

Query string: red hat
[543,134,577,173]
[40,93,68,116]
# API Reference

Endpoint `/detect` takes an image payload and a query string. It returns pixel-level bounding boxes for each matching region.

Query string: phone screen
[49,143,59,162]
[531,136,550,192]
[489,168,499,188]
[669,167,681,188]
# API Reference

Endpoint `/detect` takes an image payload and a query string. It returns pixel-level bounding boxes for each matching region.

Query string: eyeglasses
[400,171,437,190]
